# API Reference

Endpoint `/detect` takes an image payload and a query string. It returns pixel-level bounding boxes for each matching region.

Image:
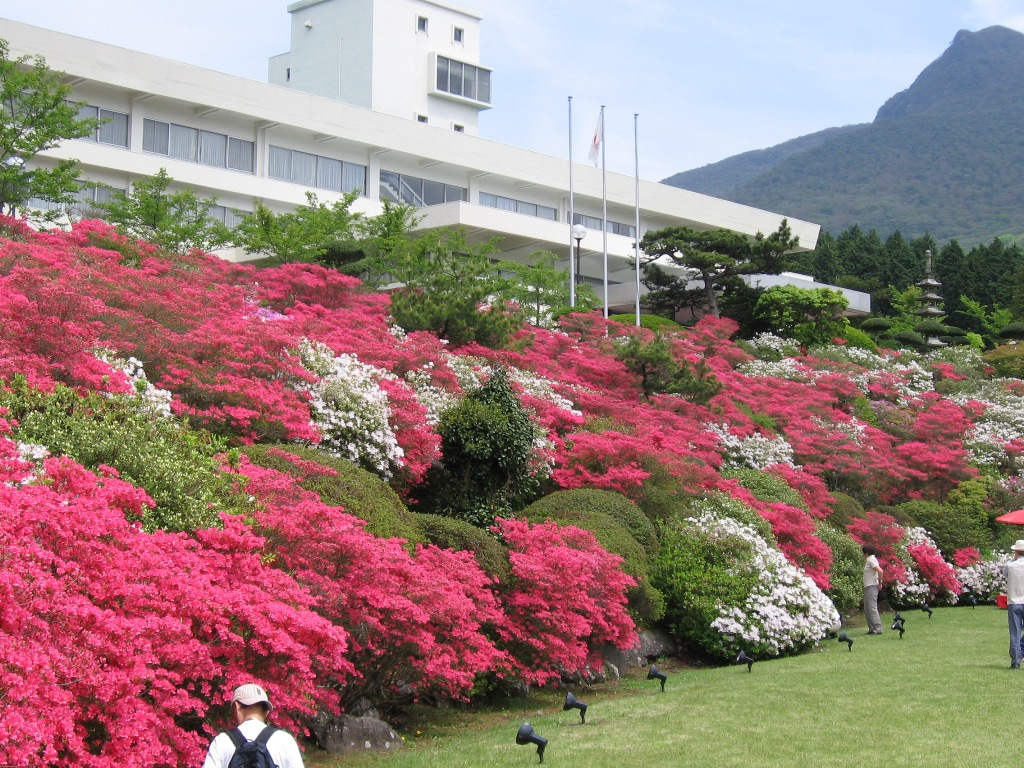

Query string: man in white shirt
[202,683,305,768]
[1004,540,1024,669]
[862,545,884,635]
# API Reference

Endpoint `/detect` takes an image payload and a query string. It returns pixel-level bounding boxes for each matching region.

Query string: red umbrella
[995,509,1024,525]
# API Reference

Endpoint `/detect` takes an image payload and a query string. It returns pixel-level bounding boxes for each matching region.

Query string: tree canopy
[0,39,102,217]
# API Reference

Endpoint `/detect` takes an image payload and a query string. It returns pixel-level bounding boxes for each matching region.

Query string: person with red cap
[202,683,305,768]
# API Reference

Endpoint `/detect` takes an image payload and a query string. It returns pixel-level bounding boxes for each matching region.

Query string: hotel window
[417,16,428,33]
[142,118,254,173]
[268,145,367,195]
[435,56,491,104]
[380,170,466,208]
[417,114,428,123]
[480,192,557,221]
[29,181,126,215]
[453,27,464,43]
[207,204,251,228]
[453,124,465,133]
[572,212,636,238]
[74,103,129,147]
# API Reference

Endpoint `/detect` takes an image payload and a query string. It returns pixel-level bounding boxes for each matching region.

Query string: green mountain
[662,26,1024,246]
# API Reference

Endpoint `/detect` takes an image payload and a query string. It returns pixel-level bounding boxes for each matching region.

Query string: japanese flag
[587,111,603,166]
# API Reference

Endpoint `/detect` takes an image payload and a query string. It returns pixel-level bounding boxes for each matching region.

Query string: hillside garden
[2,215,1024,767]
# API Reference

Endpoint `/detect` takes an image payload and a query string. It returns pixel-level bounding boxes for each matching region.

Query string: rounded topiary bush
[858,317,892,335]
[892,330,926,348]
[840,325,877,350]
[723,468,807,511]
[896,499,991,558]
[522,489,659,558]
[608,313,683,332]
[815,520,862,615]
[825,491,865,531]
[242,443,424,545]
[412,513,511,581]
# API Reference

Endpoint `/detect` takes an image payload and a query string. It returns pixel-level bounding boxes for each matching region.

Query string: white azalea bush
[94,348,173,416]
[296,339,404,479]
[654,497,839,660]
[706,422,798,470]
[956,551,1011,603]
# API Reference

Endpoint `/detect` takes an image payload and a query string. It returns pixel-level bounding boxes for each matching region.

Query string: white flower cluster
[705,422,797,470]
[404,364,458,426]
[904,526,939,549]
[745,332,801,361]
[94,349,173,417]
[6,441,50,487]
[956,553,1011,602]
[888,567,932,605]
[952,383,1024,470]
[812,415,867,443]
[737,357,808,381]
[297,339,404,479]
[685,509,839,656]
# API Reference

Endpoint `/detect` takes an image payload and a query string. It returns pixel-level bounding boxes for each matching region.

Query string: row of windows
[74,103,130,147]
[572,213,637,239]
[142,119,255,173]
[436,56,491,104]
[380,170,466,207]
[268,146,366,195]
[480,192,557,221]
[28,182,124,213]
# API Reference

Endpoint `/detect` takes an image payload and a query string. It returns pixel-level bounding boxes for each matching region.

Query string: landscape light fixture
[736,651,755,672]
[563,692,588,723]
[516,722,548,764]
[963,592,978,608]
[837,631,854,652]
[922,602,933,618]
[646,664,668,691]
[572,223,587,288]
[892,620,906,639]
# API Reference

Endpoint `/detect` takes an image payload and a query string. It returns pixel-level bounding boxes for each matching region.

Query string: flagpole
[634,112,641,327]
[600,105,608,319]
[568,96,576,309]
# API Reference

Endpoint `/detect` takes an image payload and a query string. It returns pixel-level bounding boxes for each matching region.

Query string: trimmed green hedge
[412,513,511,581]
[523,489,659,558]
[0,379,250,532]
[815,520,863,615]
[723,468,807,511]
[242,443,424,545]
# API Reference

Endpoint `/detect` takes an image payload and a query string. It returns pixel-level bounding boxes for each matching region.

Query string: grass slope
[316,607,1015,768]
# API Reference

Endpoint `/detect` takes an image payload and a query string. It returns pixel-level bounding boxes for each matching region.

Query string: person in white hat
[202,683,305,767]
[1005,541,1024,669]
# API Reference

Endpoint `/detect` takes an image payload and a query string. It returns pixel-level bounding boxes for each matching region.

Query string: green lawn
[310,607,1016,768]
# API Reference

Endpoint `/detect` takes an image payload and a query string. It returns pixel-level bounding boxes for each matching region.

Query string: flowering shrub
[296,339,405,478]
[494,517,636,684]
[655,500,839,660]
[956,551,1011,603]
[0,435,348,768]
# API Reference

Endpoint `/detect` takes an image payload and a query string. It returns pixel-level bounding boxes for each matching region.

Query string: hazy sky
[1,1,1022,181]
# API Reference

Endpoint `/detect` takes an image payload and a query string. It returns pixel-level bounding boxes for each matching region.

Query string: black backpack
[225,725,280,768]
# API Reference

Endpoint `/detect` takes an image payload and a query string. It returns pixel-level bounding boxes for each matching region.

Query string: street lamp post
[571,223,587,307]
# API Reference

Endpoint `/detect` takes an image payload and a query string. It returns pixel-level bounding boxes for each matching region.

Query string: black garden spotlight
[516,723,548,764]
[736,651,755,672]
[563,692,588,724]
[837,631,854,651]
[647,664,668,692]
[922,602,933,618]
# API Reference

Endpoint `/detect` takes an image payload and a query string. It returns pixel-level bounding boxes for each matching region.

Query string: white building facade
[0,2,865,314]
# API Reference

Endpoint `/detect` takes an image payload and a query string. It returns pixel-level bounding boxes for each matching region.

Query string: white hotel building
[0,0,869,314]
